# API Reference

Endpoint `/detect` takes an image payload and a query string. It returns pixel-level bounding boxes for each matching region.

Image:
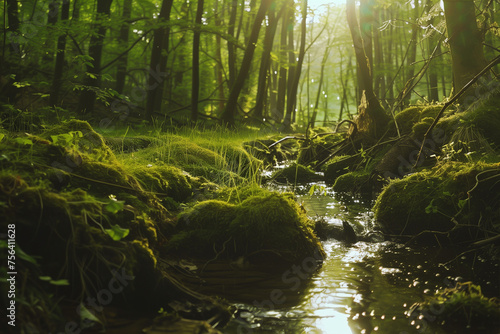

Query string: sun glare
[308,0,346,9]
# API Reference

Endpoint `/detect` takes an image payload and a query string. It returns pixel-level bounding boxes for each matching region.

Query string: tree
[77,0,113,114]
[50,0,71,107]
[115,0,132,94]
[443,0,487,94]
[145,0,174,119]
[191,0,204,122]
[346,0,389,139]
[283,0,307,129]
[221,0,272,126]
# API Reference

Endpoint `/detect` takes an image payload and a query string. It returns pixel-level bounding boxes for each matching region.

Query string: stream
[218,182,500,334]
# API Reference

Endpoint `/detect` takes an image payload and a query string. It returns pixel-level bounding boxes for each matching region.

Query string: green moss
[412,117,434,138]
[273,163,320,183]
[324,155,361,183]
[395,106,423,134]
[168,191,324,263]
[129,163,192,202]
[373,162,500,239]
[333,170,372,195]
[462,92,500,149]
[413,282,500,330]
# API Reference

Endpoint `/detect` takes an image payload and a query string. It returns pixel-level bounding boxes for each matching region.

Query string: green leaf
[105,225,129,241]
[425,200,438,214]
[0,133,4,143]
[39,276,52,281]
[79,303,102,327]
[50,279,70,286]
[105,199,125,214]
[14,137,33,146]
[458,199,468,209]
[17,246,38,265]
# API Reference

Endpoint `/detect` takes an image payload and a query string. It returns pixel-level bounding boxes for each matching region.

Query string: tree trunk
[254,3,282,121]
[346,0,389,140]
[283,0,306,129]
[311,44,330,128]
[214,0,225,114]
[145,0,173,119]
[43,0,59,65]
[227,0,239,87]
[115,0,132,94]
[77,0,113,115]
[443,0,487,94]
[191,0,204,122]
[50,0,70,107]
[425,0,439,102]
[403,0,419,106]
[276,4,289,122]
[221,0,272,126]
[5,0,20,56]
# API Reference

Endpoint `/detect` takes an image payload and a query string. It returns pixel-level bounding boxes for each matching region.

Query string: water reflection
[223,183,499,333]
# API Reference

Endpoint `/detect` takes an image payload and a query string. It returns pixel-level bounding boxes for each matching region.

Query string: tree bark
[50,0,70,107]
[346,0,389,139]
[191,0,204,122]
[145,0,173,119]
[276,4,290,121]
[77,0,113,115]
[443,0,487,93]
[227,0,239,88]
[115,0,132,94]
[403,0,419,106]
[283,0,306,129]
[221,0,272,126]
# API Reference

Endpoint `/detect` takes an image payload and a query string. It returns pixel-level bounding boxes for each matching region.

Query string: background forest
[2,0,499,129]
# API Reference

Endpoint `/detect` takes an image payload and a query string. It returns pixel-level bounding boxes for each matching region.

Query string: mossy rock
[129,163,192,202]
[394,106,423,135]
[41,119,116,162]
[412,117,434,138]
[373,162,500,239]
[462,92,500,149]
[168,191,325,264]
[333,170,372,195]
[324,155,361,183]
[272,163,321,183]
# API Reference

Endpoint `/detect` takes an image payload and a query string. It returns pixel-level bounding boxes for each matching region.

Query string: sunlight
[308,0,346,9]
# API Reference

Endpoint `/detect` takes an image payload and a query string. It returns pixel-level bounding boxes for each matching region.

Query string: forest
[1,0,500,333]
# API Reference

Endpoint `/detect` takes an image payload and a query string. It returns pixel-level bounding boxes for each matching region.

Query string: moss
[333,170,372,195]
[412,282,500,330]
[324,155,362,183]
[297,133,344,166]
[41,119,116,162]
[168,191,324,263]
[462,92,500,149]
[412,117,434,138]
[272,163,321,183]
[394,106,423,134]
[373,162,500,240]
[129,163,192,202]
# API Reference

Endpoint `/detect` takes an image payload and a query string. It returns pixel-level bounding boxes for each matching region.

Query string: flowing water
[220,182,500,334]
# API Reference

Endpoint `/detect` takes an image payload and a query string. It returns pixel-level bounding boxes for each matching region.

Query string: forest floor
[2,94,500,333]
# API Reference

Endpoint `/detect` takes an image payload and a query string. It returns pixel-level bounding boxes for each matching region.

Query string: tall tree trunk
[115,0,132,94]
[214,0,225,114]
[221,0,272,126]
[77,0,113,115]
[145,0,173,119]
[191,0,204,122]
[310,44,330,128]
[283,0,306,129]
[373,7,384,98]
[276,4,290,121]
[254,3,283,121]
[403,0,419,106]
[43,0,59,65]
[346,0,389,139]
[359,0,374,96]
[50,0,70,107]
[443,0,487,94]
[425,0,439,102]
[5,0,20,56]
[227,0,239,87]
[72,0,80,21]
